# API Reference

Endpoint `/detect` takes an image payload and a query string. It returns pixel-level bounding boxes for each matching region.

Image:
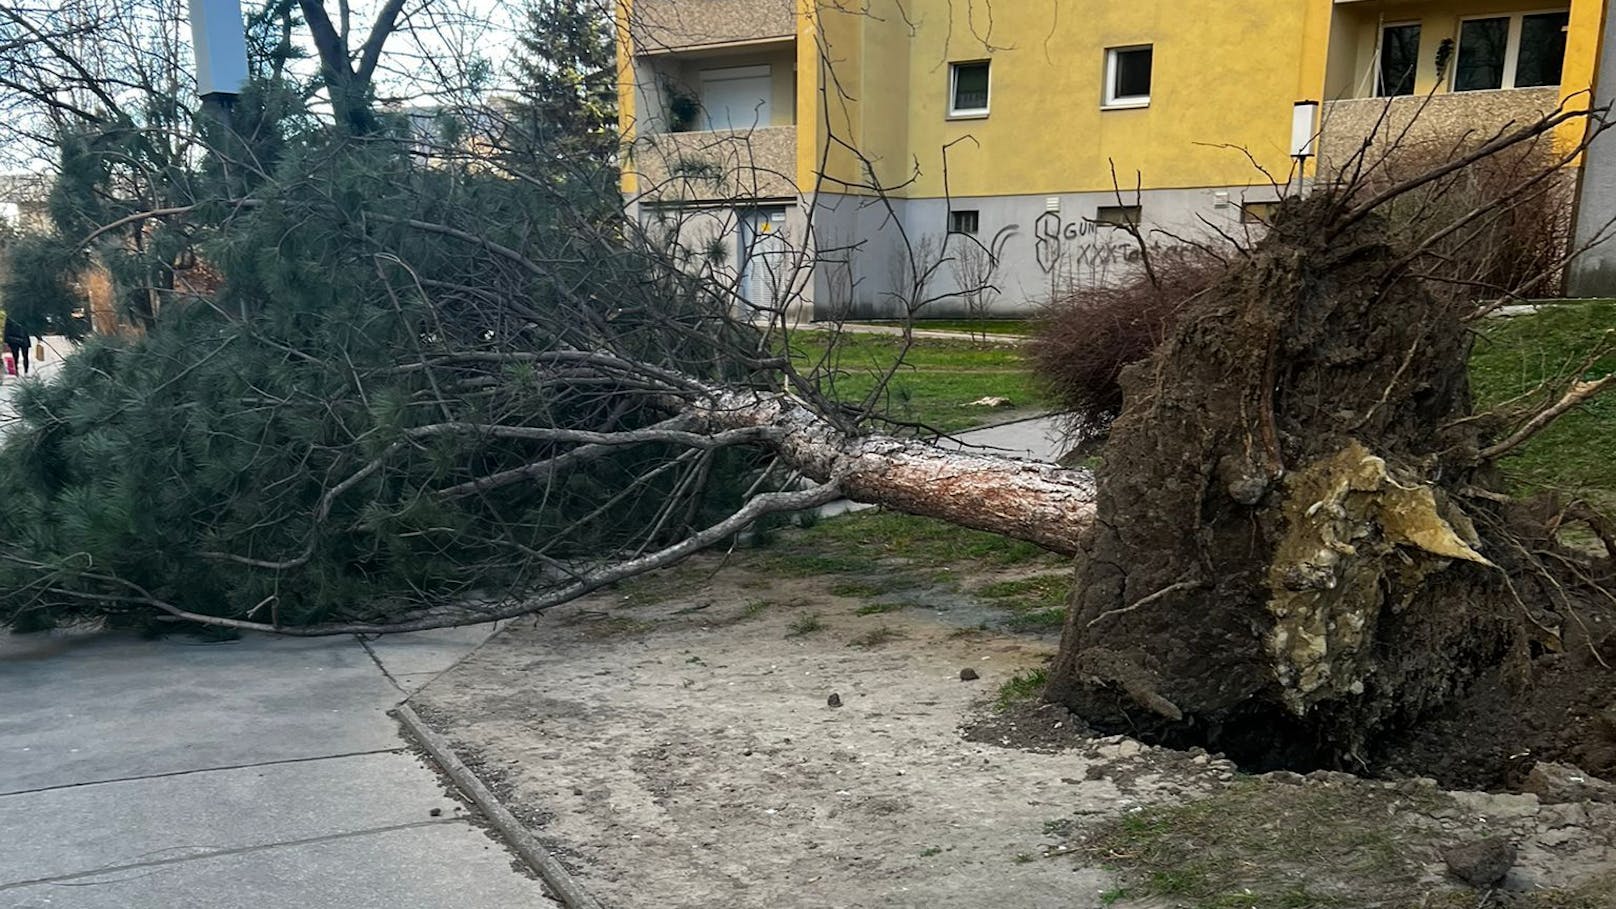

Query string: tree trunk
[690,388,1096,555]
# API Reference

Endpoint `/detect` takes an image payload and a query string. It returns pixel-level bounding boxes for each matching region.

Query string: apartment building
[617,0,1607,319]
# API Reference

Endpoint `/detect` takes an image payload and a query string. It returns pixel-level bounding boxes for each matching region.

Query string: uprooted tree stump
[1045,197,1609,771]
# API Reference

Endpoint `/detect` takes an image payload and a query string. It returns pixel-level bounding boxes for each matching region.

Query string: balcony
[628,0,794,54]
[626,39,799,201]
[1318,87,1562,172]
[630,125,799,202]
[1318,0,1580,171]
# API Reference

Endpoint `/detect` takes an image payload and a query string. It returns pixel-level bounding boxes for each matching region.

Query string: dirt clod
[959,667,980,681]
[1524,762,1616,805]
[1443,836,1518,888]
[826,692,842,708]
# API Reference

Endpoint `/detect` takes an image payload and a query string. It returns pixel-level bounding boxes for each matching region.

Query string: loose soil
[410,546,1616,908]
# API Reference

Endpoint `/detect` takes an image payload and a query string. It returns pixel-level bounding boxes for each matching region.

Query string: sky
[1,0,532,173]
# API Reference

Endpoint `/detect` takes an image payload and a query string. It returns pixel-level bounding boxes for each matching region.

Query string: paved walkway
[0,336,68,431]
[0,626,561,908]
[945,413,1071,462]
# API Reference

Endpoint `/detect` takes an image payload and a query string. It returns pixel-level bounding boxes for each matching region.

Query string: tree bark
[690,388,1096,556]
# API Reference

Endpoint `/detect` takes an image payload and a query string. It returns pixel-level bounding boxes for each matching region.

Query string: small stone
[429,808,442,817]
[1267,770,1306,786]
[1522,762,1616,804]
[827,693,843,708]
[1113,740,1143,758]
[959,667,981,681]
[1189,754,1210,766]
[1442,837,1517,888]
[1538,828,1579,848]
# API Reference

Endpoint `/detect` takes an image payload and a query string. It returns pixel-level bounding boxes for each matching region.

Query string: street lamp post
[1290,100,1321,198]
[188,0,248,116]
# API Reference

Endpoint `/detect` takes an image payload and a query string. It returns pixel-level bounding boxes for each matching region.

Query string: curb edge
[392,703,605,909]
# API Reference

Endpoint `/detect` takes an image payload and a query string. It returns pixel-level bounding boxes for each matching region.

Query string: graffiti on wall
[1031,210,1140,276]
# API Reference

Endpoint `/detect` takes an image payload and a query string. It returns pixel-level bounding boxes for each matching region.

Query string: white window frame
[948,61,991,119]
[1374,20,1423,98]
[1452,9,1570,92]
[1095,204,1142,229]
[1103,45,1153,110]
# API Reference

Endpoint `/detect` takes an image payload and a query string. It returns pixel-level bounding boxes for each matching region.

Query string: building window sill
[1101,100,1150,111]
[946,110,990,121]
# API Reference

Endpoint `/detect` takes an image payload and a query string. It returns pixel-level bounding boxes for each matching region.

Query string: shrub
[1028,247,1224,436]
[1347,138,1571,301]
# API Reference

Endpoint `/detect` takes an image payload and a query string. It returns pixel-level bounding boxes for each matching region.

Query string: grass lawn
[790,301,1613,492]
[1470,301,1616,507]
[849,319,1035,336]
[787,329,1055,431]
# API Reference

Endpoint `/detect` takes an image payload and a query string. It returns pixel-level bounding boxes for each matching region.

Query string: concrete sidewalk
[944,413,1071,462]
[0,335,69,433]
[0,626,561,908]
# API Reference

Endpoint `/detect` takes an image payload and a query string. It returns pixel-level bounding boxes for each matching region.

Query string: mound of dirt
[1045,197,1615,781]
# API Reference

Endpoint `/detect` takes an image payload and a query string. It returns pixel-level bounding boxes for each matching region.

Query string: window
[1377,23,1421,97]
[1241,201,1281,225]
[1454,11,1569,92]
[1095,204,1141,228]
[950,62,991,116]
[1104,46,1153,108]
[699,65,772,131]
[949,210,980,235]
[1517,11,1570,87]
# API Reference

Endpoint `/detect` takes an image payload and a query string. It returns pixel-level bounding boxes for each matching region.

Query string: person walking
[4,317,30,376]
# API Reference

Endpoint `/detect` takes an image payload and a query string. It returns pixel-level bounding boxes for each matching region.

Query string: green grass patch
[996,667,1048,708]
[850,320,1034,336]
[1081,780,1458,908]
[786,331,1053,431]
[977,574,1069,610]
[978,573,1070,632]
[612,569,707,608]
[829,577,914,598]
[1006,608,1066,632]
[794,510,1058,569]
[753,551,881,577]
[1470,302,1616,506]
[786,613,826,637]
[849,625,902,648]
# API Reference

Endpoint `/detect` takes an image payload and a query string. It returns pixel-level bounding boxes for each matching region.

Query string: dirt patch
[1375,640,1616,790]
[410,551,1616,908]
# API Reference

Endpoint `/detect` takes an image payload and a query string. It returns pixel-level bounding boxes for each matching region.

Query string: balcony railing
[629,0,795,53]
[1318,87,1562,172]
[630,125,798,202]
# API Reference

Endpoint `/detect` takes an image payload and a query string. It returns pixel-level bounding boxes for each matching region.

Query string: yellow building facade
[618,0,1607,317]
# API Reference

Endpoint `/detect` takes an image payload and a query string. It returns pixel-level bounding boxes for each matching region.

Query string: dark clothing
[4,322,29,375]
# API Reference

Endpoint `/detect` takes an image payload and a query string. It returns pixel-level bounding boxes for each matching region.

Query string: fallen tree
[1046,115,1616,770]
[1,1,1612,778]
